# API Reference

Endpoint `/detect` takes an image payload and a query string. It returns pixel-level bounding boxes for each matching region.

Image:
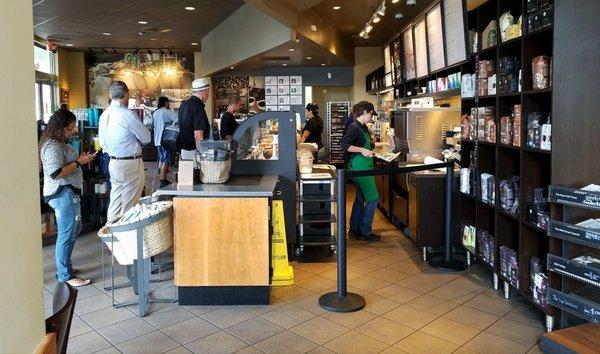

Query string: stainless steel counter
[154,175,278,198]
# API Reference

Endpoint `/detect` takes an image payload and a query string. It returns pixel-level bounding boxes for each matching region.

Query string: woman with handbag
[40,109,95,286]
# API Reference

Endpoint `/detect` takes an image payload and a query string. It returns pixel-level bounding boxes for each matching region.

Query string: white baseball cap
[192,78,211,91]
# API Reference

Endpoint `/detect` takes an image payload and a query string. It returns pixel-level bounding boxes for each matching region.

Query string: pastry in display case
[236,119,280,160]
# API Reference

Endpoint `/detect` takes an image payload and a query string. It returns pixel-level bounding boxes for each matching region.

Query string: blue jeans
[48,188,82,282]
[349,183,378,236]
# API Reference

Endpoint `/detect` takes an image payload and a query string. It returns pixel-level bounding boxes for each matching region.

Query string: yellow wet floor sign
[271,200,294,286]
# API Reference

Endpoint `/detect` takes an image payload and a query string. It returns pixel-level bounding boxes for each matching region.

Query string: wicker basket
[198,158,232,184]
[98,204,173,265]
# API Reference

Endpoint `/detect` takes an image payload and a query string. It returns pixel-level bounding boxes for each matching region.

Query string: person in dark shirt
[178,78,211,160]
[341,101,388,242]
[220,95,243,140]
[344,111,356,131]
[299,103,324,160]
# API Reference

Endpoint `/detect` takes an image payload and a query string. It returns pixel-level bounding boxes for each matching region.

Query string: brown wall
[57,49,88,108]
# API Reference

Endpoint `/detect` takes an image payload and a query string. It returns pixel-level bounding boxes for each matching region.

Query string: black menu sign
[427,3,445,72]
[443,0,467,65]
[403,28,416,80]
[392,38,402,84]
[414,19,428,78]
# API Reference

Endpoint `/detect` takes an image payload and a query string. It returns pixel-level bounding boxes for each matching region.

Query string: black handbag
[160,123,181,152]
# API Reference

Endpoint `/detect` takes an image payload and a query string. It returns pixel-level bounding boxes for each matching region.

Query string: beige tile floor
[42,173,547,354]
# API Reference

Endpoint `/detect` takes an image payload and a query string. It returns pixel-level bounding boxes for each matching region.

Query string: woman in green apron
[341,101,387,242]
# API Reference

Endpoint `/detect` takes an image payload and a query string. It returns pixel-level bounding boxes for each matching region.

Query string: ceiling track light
[377,4,386,16]
[358,0,389,39]
[372,15,381,23]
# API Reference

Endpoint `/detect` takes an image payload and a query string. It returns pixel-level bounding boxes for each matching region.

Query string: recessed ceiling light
[333,6,341,10]
[190,42,198,46]
[66,43,74,47]
[230,66,235,69]
[392,0,400,3]
[306,56,312,60]
[102,32,112,36]
[321,63,326,66]
[282,63,288,66]
[311,25,318,31]
[138,20,148,24]
[150,37,157,41]
[185,6,195,10]
[289,48,295,52]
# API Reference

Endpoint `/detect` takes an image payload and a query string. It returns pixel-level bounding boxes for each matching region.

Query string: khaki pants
[107,159,144,223]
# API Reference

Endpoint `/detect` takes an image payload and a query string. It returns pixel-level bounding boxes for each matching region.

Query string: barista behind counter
[299,103,324,161]
[220,95,243,141]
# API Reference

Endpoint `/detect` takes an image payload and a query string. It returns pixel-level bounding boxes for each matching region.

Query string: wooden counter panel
[174,197,269,286]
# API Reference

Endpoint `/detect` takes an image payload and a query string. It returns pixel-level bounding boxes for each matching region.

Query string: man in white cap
[178,77,211,160]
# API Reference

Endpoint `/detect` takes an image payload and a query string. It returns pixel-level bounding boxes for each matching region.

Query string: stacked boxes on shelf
[477,229,495,267]
[526,0,553,34]
[500,246,520,289]
[528,187,550,231]
[478,60,496,96]
[499,176,520,215]
[481,173,495,205]
[474,106,495,143]
[530,256,549,310]
[498,56,520,93]
[527,112,551,150]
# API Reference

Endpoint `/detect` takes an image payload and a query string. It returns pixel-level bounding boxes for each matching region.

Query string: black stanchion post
[319,169,365,312]
[428,162,468,271]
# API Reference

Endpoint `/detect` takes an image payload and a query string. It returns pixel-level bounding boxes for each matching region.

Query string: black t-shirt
[341,121,373,162]
[302,116,324,148]
[220,112,239,139]
[178,96,210,150]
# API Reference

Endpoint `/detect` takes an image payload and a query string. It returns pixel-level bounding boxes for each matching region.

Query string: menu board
[384,45,393,87]
[427,3,445,72]
[403,29,416,80]
[414,19,428,78]
[443,0,467,65]
[391,38,402,84]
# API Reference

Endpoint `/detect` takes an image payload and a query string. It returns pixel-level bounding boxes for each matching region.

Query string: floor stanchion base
[319,292,365,312]
[428,256,468,271]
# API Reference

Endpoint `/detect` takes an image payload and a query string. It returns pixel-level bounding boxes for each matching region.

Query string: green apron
[348,128,379,202]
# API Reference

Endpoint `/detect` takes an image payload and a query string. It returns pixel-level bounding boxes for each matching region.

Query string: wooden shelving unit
[458,0,557,330]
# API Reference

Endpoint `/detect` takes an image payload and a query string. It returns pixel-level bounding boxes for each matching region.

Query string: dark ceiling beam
[245,0,354,65]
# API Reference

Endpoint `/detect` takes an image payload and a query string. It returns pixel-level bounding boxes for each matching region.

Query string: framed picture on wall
[290,76,302,85]
[290,85,302,95]
[278,96,290,105]
[290,95,303,105]
[265,76,277,86]
[277,105,291,111]
[277,86,290,95]
[265,86,277,95]
[266,96,277,105]
[277,76,290,85]
[265,106,276,111]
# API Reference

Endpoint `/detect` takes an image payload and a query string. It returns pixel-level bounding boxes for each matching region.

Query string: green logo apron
[348,128,379,202]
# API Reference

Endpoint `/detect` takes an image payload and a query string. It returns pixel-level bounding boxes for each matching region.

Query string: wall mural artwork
[88,53,194,108]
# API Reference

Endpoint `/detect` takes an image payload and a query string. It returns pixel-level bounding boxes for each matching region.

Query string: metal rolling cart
[296,165,337,258]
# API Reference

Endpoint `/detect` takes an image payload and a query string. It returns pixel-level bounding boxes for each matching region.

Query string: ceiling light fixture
[306,56,312,60]
[321,63,326,66]
[190,42,198,46]
[373,15,381,23]
[365,24,373,33]
[282,63,288,66]
[333,6,341,10]
[66,43,74,47]
[392,0,400,3]
[359,0,389,38]
[363,33,370,39]
[150,37,157,41]
[138,20,148,24]
[289,48,295,52]
[102,32,111,36]
[230,66,234,69]
[377,4,386,16]
[185,6,195,10]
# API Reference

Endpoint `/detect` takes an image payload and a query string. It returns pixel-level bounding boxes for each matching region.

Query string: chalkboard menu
[392,38,402,84]
[427,3,445,72]
[443,0,467,65]
[403,28,416,80]
[414,19,428,78]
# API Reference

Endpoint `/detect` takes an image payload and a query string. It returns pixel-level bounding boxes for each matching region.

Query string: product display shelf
[459,0,557,331]
[547,185,600,328]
